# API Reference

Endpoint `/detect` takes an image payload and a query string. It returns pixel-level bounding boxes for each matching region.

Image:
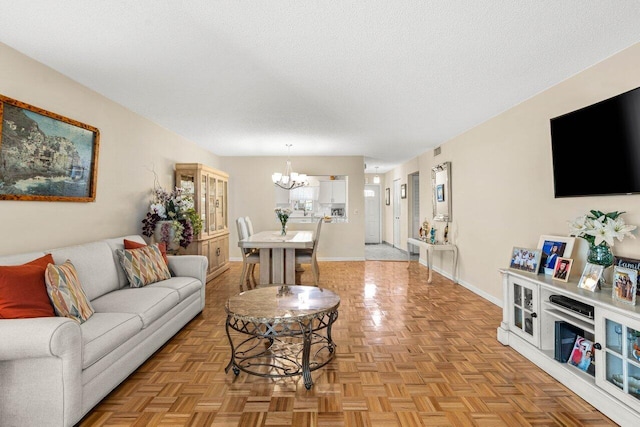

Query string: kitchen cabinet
[319,180,346,204]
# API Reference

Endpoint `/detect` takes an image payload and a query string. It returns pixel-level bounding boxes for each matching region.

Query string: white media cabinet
[497,269,640,425]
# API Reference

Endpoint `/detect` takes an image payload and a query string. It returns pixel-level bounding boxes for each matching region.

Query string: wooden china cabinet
[175,163,229,282]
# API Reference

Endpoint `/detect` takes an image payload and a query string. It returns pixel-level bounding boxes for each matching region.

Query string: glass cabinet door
[200,174,208,236]
[208,175,217,234]
[509,277,539,345]
[598,311,640,408]
[216,179,227,231]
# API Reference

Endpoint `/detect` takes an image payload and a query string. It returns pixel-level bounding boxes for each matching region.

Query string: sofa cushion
[117,245,171,287]
[45,260,95,323]
[0,254,56,319]
[80,312,143,369]
[90,287,179,328]
[48,241,120,301]
[148,277,201,302]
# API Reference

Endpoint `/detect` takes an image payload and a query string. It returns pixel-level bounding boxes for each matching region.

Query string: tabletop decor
[275,207,292,235]
[568,210,636,268]
[142,184,202,249]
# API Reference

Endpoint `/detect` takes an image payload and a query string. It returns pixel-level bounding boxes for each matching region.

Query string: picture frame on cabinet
[537,235,575,275]
[614,255,640,296]
[385,187,390,205]
[552,257,573,282]
[508,246,542,275]
[612,266,637,305]
[401,184,407,199]
[578,262,604,292]
[0,94,100,202]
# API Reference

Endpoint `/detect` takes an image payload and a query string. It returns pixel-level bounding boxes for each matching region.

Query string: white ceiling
[1,1,640,172]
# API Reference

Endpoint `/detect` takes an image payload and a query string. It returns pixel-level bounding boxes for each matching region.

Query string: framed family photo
[0,94,100,202]
[509,247,542,276]
[612,266,638,305]
[578,263,604,292]
[614,256,640,296]
[537,235,575,275]
[552,257,573,282]
[400,183,407,199]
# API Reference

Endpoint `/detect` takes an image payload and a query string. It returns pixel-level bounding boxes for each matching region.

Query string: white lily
[568,215,588,236]
[586,217,615,246]
[606,217,637,242]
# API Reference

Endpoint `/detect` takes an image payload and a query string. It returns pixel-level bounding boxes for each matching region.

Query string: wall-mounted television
[550,86,640,198]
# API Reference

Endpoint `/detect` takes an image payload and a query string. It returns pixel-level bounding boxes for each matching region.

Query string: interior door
[364,184,381,244]
[393,179,401,249]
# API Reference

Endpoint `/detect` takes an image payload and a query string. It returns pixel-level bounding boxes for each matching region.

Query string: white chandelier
[272,144,308,190]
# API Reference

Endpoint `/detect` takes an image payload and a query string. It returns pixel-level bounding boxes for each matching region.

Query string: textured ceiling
[1,1,640,172]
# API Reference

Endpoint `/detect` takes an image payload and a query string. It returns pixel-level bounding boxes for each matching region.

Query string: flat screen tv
[550,86,640,198]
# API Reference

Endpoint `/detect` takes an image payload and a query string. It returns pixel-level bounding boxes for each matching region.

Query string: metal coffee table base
[225,311,338,389]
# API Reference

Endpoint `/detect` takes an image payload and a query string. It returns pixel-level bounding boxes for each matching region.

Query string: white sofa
[0,235,207,427]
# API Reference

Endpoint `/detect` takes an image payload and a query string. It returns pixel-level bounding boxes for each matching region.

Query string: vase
[587,243,614,267]
[154,220,178,250]
[280,222,288,236]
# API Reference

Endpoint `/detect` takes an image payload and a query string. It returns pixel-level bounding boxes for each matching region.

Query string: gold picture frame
[0,94,100,202]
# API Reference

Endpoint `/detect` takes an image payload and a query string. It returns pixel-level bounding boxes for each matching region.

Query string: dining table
[238,230,315,285]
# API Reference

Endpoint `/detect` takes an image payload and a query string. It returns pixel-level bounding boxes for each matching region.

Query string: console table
[407,237,458,283]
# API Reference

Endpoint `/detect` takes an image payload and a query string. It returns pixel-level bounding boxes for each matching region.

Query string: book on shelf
[567,335,595,376]
[554,321,584,363]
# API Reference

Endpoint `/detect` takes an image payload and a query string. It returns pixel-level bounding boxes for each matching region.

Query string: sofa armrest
[0,317,83,426]
[0,316,80,360]
[167,255,208,285]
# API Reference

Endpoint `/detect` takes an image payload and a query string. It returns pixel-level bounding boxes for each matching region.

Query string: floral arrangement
[568,210,636,247]
[275,207,292,234]
[142,185,203,248]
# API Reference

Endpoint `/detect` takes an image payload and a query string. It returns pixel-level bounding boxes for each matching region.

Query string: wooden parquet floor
[79,261,616,427]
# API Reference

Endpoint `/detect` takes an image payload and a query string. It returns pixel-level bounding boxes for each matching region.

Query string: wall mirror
[432,161,451,221]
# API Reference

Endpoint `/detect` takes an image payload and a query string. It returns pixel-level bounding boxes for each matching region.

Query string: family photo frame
[509,246,542,276]
[0,94,100,202]
[537,235,575,275]
[612,266,638,305]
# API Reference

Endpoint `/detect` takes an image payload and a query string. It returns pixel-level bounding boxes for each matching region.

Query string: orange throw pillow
[0,254,56,319]
[124,239,169,265]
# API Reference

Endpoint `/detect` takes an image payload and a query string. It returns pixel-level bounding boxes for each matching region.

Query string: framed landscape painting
[0,94,100,202]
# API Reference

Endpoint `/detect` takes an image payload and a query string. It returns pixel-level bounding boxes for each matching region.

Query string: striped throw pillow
[117,244,171,287]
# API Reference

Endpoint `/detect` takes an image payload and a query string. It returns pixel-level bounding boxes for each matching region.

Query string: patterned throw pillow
[44,260,95,323]
[117,244,171,288]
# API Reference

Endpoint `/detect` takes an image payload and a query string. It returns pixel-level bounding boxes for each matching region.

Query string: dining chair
[295,218,322,286]
[236,217,259,289]
[244,216,255,237]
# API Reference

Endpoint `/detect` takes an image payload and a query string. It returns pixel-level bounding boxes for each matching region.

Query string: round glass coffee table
[224,285,340,389]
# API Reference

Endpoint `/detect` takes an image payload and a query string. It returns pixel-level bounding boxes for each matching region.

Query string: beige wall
[5,38,640,308]
[0,43,221,255]
[222,156,365,260]
[394,42,640,305]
